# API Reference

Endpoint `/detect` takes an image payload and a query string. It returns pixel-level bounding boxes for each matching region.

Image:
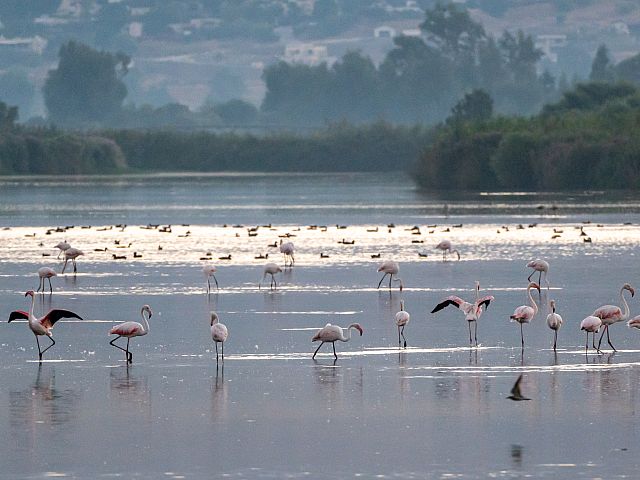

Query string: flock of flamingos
[6,236,640,370]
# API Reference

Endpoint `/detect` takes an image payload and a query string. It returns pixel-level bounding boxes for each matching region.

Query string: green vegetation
[414,82,640,190]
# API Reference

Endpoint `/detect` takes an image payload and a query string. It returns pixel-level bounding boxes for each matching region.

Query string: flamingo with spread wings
[431,281,494,346]
[8,290,83,361]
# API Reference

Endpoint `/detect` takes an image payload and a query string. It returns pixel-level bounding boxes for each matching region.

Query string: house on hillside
[374,26,397,39]
[535,34,567,63]
[283,43,335,66]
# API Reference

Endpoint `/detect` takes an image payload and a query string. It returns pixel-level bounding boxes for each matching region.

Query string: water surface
[1,173,640,479]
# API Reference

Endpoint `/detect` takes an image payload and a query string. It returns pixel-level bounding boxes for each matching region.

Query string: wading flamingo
[61,247,84,274]
[431,281,494,346]
[259,263,282,290]
[526,259,549,289]
[395,300,410,348]
[435,240,460,262]
[580,316,602,353]
[37,267,57,293]
[279,240,295,267]
[210,312,228,363]
[312,323,364,359]
[203,265,219,293]
[109,305,152,364]
[546,299,563,351]
[510,282,541,347]
[8,290,83,361]
[54,241,70,259]
[592,283,634,352]
[376,260,403,291]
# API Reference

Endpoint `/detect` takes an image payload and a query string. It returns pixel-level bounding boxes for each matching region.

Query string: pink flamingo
[109,305,152,364]
[395,300,410,348]
[279,240,295,267]
[8,290,83,361]
[580,316,602,353]
[431,281,494,346]
[210,312,228,363]
[435,240,460,262]
[376,260,403,291]
[509,282,541,347]
[312,323,364,359]
[259,262,282,290]
[54,241,70,259]
[62,247,84,274]
[203,265,219,293]
[546,299,563,351]
[592,283,634,352]
[37,267,57,293]
[526,259,550,289]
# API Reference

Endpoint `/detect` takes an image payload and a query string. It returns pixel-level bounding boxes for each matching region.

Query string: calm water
[1,173,640,479]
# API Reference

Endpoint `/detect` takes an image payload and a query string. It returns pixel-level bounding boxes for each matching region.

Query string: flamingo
[395,300,410,348]
[8,290,83,361]
[203,265,219,293]
[435,240,460,262]
[546,299,562,351]
[279,239,295,267]
[109,305,152,364]
[509,282,541,347]
[376,260,403,291]
[259,262,282,290]
[210,312,228,363]
[592,283,634,352]
[61,247,84,274]
[37,267,57,293]
[580,316,602,353]
[54,241,70,259]
[312,323,363,359]
[526,259,549,289]
[431,281,494,346]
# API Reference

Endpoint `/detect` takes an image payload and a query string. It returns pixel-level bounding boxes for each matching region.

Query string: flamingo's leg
[110,335,129,362]
[400,326,407,348]
[212,274,219,290]
[606,326,616,352]
[312,342,324,359]
[332,342,337,360]
[597,326,607,351]
[39,335,55,359]
[377,273,388,289]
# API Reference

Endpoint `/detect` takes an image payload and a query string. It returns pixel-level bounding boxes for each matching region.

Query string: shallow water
[1,173,640,479]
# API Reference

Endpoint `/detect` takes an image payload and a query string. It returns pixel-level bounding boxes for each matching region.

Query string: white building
[535,34,567,63]
[374,26,397,39]
[283,43,335,66]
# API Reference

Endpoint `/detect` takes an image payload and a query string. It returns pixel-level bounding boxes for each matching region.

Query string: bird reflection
[312,359,341,403]
[109,366,152,419]
[211,366,228,421]
[9,365,80,428]
[510,444,524,469]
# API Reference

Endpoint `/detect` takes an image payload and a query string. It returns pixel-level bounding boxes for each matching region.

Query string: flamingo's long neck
[620,287,630,320]
[341,324,359,342]
[28,294,37,325]
[141,310,150,333]
[528,287,538,316]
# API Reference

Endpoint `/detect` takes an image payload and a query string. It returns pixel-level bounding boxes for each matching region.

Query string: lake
[1,173,640,479]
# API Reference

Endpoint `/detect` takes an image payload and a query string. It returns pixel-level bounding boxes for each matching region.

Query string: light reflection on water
[1,174,640,478]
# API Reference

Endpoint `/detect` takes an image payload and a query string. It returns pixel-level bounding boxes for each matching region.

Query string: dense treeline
[105,122,432,172]
[0,107,431,174]
[262,3,558,126]
[414,82,640,190]
[0,103,126,175]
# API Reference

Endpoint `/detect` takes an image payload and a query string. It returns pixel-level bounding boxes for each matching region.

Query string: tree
[419,2,486,59]
[0,101,18,131]
[0,71,35,119]
[590,44,615,82]
[447,89,493,125]
[616,53,640,85]
[213,100,258,124]
[43,41,130,127]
